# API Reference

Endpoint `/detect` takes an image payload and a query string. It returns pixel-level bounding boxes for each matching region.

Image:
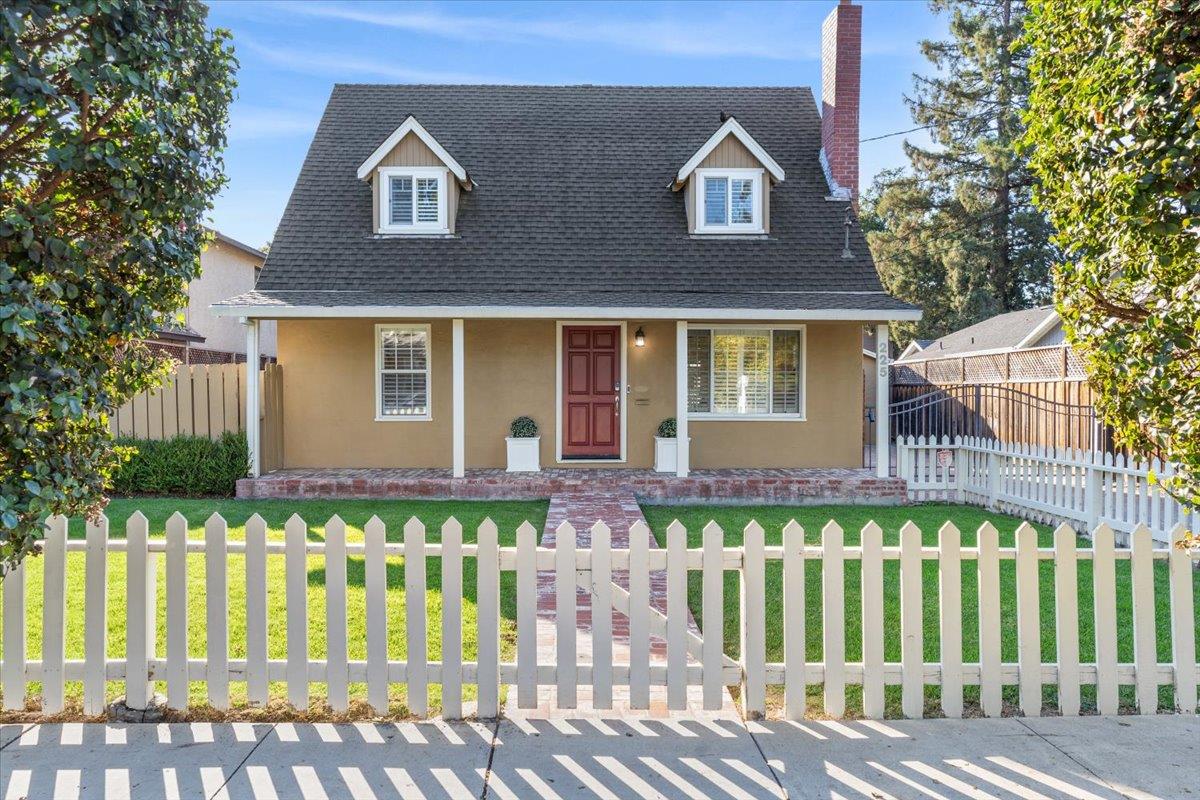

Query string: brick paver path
[508,488,736,717]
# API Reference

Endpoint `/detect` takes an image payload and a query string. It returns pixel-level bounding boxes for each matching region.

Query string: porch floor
[236,467,905,504]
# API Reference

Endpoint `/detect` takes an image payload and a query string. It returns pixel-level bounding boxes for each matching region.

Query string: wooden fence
[893,344,1087,385]
[108,363,283,470]
[897,436,1199,544]
[2,513,1196,720]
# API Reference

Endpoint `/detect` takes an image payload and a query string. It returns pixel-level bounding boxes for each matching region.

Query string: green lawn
[641,503,1200,718]
[2,497,548,717]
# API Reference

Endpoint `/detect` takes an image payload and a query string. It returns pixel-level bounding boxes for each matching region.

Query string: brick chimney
[821,0,862,202]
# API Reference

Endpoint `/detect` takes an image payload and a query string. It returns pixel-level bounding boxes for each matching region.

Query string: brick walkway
[512,488,736,717]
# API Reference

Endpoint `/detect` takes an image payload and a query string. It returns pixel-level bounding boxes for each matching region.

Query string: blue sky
[207,0,946,247]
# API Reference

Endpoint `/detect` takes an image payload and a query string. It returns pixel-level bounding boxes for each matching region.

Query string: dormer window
[378,167,448,234]
[695,168,764,234]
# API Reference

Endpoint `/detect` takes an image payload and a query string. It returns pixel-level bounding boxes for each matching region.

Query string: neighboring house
[214,0,918,478]
[896,307,1062,364]
[147,229,277,364]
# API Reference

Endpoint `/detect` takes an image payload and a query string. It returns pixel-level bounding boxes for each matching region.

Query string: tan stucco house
[215,1,918,482]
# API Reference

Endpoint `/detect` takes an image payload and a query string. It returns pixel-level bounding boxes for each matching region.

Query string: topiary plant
[657,417,677,438]
[509,416,539,438]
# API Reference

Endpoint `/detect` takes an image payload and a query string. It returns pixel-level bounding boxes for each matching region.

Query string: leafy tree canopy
[1023,0,1199,517]
[1,0,236,568]
[864,0,1058,345]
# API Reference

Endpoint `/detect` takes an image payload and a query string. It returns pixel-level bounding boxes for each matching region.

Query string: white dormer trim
[675,117,785,186]
[1015,309,1062,349]
[357,116,468,183]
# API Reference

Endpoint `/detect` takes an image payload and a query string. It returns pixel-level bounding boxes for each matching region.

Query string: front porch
[236,466,906,504]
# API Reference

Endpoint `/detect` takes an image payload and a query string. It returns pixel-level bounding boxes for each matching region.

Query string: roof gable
[675,116,785,186]
[356,115,468,183]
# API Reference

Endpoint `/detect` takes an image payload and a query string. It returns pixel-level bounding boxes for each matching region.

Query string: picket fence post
[325,515,350,714]
[986,442,1002,510]
[125,510,154,710]
[244,513,268,707]
[476,518,501,718]
[1168,525,1198,713]
[515,521,537,709]
[404,516,429,716]
[83,515,109,716]
[364,515,388,714]
[860,521,885,719]
[822,521,846,717]
[740,520,766,718]
[2,547,26,711]
[591,521,613,711]
[782,520,806,721]
[441,517,463,719]
[285,514,308,711]
[665,520,688,711]
[41,515,68,714]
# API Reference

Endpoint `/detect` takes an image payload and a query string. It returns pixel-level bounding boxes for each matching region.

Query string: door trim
[556,320,628,464]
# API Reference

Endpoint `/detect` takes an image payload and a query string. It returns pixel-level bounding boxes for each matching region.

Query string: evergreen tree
[865,0,1057,344]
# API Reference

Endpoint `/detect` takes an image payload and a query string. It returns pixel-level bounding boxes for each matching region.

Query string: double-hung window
[376,324,431,420]
[695,168,763,234]
[377,166,448,233]
[686,326,804,418]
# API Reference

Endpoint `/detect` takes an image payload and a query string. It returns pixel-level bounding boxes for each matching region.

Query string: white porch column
[675,321,690,478]
[243,318,261,478]
[452,318,465,478]
[875,323,890,478]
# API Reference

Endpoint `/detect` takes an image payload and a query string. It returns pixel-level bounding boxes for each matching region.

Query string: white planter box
[654,436,687,473]
[505,437,541,473]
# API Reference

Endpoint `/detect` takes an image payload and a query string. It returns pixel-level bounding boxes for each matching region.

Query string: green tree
[865,0,1057,345]
[1,1,237,568]
[1023,0,1199,522]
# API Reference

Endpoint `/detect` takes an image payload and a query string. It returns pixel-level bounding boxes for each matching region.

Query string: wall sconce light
[634,326,646,347]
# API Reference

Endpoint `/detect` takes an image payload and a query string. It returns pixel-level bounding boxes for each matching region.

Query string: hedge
[111,431,249,497]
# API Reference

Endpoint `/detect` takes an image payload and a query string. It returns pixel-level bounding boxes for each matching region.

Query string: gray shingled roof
[898,307,1058,360]
[248,84,913,314]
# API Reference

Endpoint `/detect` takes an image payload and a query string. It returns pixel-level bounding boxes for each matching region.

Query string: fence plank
[1015,522,1042,717]
[40,515,67,714]
[822,521,846,717]
[441,517,464,719]
[555,521,577,709]
[1092,523,1119,715]
[977,521,1002,717]
[702,521,724,711]
[177,364,196,437]
[404,517,428,717]
[2,553,26,711]
[166,512,191,710]
[1129,524,1158,714]
[126,511,153,710]
[208,364,225,436]
[83,515,109,715]
[666,519,688,711]
[476,518,500,718]
[285,514,309,710]
[205,513,229,710]
[741,521,766,718]
[938,522,963,719]
[900,521,924,718]
[326,515,349,713]
[364,516,389,714]
[244,513,268,707]
[628,521,651,710]
[783,520,806,720]
[1053,524,1081,716]
[1169,525,1198,713]
[860,521,885,719]
[516,521,537,709]
[591,521,613,710]
[160,370,179,438]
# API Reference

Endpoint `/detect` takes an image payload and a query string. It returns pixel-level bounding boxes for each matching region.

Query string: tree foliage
[1023,0,1200,519]
[864,0,1057,344]
[1,1,236,568]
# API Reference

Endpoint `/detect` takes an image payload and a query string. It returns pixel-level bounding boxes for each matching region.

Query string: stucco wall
[187,239,276,357]
[276,318,863,470]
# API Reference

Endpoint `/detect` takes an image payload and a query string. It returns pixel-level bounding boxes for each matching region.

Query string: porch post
[452,318,465,478]
[875,322,889,477]
[243,318,261,478]
[675,321,689,477]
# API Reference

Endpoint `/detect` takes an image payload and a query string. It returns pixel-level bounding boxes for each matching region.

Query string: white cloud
[270,1,819,61]
[238,37,521,84]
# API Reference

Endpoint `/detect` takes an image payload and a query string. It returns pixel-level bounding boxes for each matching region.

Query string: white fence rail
[897,435,1200,544]
[1,513,1197,721]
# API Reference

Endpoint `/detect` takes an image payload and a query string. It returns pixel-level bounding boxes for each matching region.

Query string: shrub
[509,416,539,438]
[111,432,249,497]
[657,417,677,438]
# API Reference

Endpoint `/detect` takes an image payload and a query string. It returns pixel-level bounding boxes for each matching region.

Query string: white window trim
[377,166,449,234]
[687,323,806,421]
[375,323,432,422]
[694,168,765,234]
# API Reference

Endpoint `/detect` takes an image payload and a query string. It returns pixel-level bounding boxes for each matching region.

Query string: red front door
[562,325,621,459]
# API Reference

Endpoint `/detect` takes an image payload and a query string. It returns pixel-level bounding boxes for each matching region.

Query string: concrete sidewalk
[2,714,1196,799]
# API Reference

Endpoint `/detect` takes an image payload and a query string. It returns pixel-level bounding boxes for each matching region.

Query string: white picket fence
[897,436,1200,545]
[1,513,1197,721]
